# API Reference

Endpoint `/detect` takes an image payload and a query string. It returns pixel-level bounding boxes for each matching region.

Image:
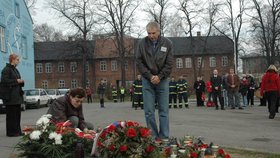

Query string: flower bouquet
[16,114,95,158]
[92,121,162,158]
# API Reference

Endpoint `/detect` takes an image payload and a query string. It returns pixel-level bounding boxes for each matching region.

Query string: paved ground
[0,100,280,158]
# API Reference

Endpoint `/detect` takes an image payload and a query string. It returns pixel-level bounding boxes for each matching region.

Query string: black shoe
[221,108,225,110]
[238,107,244,110]
[7,132,24,137]
[269,114,275,119]
[231,107,235,109]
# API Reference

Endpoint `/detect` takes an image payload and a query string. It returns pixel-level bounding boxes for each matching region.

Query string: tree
[97,0,141,88]
[48,0,97,88]
[25,0,37,13]
[33,23,65,42]
[249,0,280,66]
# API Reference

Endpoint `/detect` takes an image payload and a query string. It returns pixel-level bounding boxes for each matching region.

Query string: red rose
[108,144,115,151]
[126,121,135,127]
[139,128,150,137]
[190,152,197,158]
[97,141,104,147]
[164,147,171,155]
[218,149,225,155]
[146,145,154,153]
[224,154,231,158]
[107,124,116,133]
[199,144,208,149]
[100,131,107,139]
[126,128,137,138]
[119,145,128,152]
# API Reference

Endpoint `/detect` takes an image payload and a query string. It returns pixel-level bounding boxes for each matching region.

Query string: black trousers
[6,104,22,136]
[195,91,204,106]
[212,91,224,109]
[265,91,278,116]
[169,94,177,107]
[87,95,92,103]
[133,94,143,109]
[178,93,188,107]
[247,90,254,105]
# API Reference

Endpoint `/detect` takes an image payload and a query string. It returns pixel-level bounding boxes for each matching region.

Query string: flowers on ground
[16,115,95,158]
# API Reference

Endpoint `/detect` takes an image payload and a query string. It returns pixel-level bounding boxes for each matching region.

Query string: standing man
[112,86,118,103]
[119,86,125,102]
[97,79,106,108]
[133,74,143,110]
[193,76,205,107]
[227,68,242,109]
[246,74,255,106]
[85,86,93,104]
[177,75,189,108]
[210,69,225,110]
[136,22,173,139]
[169,77,177,108]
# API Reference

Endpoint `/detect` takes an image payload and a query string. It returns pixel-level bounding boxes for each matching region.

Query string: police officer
[177,75,189,108]
[169,77,177,108]
[119,86,125,102]
[112,86,118,102]
[133,74,143,110]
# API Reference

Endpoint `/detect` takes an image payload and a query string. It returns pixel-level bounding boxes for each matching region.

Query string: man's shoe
[269,114,275,119]
[238,107,244,110]
[221,108,225,110]
[231,107,235,109]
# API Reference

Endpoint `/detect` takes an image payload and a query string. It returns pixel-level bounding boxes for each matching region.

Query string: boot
[100,99,105,108]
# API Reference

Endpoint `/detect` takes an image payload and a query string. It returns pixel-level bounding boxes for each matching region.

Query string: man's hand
[150,75,160,85]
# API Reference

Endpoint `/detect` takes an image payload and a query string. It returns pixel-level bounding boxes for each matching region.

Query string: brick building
[34,34,234,93]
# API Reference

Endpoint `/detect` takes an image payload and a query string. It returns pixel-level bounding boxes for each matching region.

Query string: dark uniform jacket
[177,79,188,94]
[169,81,177,94]
[97,83,106,94]
[1,63,24,105]
[136,36,173,80]
[133,79,142,95]
[193,80,205,92]
[47,95,87,130]
[210,75,223,92]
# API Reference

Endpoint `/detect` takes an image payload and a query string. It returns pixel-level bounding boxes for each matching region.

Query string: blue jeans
[142,77,169,139]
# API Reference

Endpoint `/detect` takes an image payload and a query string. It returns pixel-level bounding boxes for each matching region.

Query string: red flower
[199,144,208,149]
[190,152,197,158]
[119,145,128,152]
[146,145,154,153]
[164,147,171,155]
[100,131,107,139]
[107,125,116,133]
[224,154,231,158]
[139,128,150,138]
[108,144,115,151]
[126,121,139,127]
[126,128,137,138]
[97,141,104,147]
[218,148,225,155]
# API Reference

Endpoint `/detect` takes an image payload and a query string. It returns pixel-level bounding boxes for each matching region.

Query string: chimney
[197,31,201,37]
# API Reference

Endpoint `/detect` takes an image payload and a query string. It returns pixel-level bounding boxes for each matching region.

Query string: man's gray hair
[146,22,160,30]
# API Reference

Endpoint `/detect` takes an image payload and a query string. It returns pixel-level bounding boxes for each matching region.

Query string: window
[58,80,65,88]
[58,62,64,73]
[176,58,183,68]
[15,3,20,18]
[21,36,28,59]
[86,79,90,87]
[185,58,192,68]
[0,26,5,52]
[222,56,228,67]
[86,61,89,72]
[71,79,77,88]
[45,63,52,73]
[70,62,77,72]
[111,60,117,71]
[42,80,48,89]
[209,57,216,67]
[125,61,128,71]
[197,57,204,68]
[100,61,107,71]
[36,63,43,73]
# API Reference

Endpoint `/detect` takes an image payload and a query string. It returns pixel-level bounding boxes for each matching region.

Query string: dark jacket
[1,63,24,105]
[210,75,223,92]
[136,36,173,80]
[193,80,205,92]
[133,79,142,94]
[169,81,177,94]
[97,83,106,94]
[227,74,240,92]
[47,95,87,130]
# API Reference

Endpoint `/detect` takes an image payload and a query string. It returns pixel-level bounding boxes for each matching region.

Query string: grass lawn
[224,147,280,158]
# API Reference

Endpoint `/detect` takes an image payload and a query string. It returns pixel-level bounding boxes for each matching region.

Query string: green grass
[223,147,280,158]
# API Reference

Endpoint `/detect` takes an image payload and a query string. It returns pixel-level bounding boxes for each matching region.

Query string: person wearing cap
[260,65,280,119]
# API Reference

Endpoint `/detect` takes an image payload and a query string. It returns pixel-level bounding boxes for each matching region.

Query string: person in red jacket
[260,65,280,119]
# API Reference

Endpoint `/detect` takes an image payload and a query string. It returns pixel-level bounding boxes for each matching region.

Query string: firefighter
[112,86,118,102]
[169,76,177,108]
[177,75,189,108]
[133,74,143,110]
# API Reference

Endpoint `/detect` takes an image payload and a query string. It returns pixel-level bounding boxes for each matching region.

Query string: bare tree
[48,0,97,88]
[33,23,65,42]
[97,0,141,88]
[25,0,37,12]
[249,0,280,66]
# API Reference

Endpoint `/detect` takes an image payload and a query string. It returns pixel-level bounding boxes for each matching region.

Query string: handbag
[0,82,11,100]
[201,92,205,101]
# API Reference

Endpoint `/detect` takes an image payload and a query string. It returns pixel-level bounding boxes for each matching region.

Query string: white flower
[54,134,62,145]
[30,130,42,140]
[36,116,50,126]
[49,132,57,139]
[55,139,62,145]
[42,114,52,118]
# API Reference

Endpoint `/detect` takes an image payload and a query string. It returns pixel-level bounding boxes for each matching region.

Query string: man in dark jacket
[136,22,173,139]
[177,75,189,108]
[97,79,106,108]
[193,76,205,107]
[47,87,93,132]
[210,69,224,110]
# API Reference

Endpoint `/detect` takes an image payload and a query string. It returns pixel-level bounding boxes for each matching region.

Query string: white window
[86,79,90,87]
[209,57,216,67]
[111,60,117,71]
[15,3,20,18]
[42,80,48,89]
[100,61,107,71]
[86,61,89,72]
[45,63,52,73]
[176,58,183,68]
[36,63,43,73]
[125,61,128,71]
[71,79,77,88]
[0,26,5,52]
[58,62,64,73]
[185,58,192,68]
[70,62,77,72]
[222,56,228,67]
[58,80,65,88]
[197,57,204,68]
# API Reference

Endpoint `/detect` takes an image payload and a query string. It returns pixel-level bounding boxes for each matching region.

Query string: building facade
[34,35,234,93]
[0,0,34,89]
